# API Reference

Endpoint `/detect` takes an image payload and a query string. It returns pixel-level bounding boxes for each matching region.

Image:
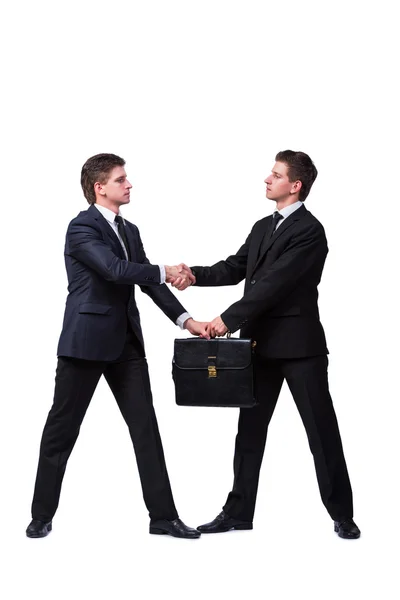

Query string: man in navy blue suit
[26,153,206,539]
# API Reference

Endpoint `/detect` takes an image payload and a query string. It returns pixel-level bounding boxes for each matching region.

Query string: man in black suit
[174,150,360,539]
[26,153,206,539]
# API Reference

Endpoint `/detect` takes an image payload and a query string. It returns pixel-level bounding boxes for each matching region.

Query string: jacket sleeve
[190,232,251,287]
[67,220,161,285]
[136,230,189,323]
[221,224,328,333]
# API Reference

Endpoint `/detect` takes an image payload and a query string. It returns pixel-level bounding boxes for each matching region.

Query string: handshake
[164,263,227,339]
[165,263,196,291]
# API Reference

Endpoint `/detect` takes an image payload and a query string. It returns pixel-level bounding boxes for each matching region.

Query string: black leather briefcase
[172,337,256,407]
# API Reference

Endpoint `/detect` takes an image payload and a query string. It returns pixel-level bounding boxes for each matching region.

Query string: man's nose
[126,180,133,189]
[265,176,271,184]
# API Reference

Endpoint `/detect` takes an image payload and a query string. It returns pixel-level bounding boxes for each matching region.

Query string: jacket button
[250,279,256,284]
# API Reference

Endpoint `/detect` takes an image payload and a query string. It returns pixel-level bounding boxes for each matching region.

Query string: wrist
[183,317,193,330]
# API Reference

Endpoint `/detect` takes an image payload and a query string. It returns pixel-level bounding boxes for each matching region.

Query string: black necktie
[269,211,284,237]
[114,215,131,260]
[260,212,284,256]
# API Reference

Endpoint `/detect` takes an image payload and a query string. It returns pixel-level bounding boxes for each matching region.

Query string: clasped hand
[165,263,196,291]
[184,316,228,339]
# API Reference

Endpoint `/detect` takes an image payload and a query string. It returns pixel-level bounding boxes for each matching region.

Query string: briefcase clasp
[208,365,217,378]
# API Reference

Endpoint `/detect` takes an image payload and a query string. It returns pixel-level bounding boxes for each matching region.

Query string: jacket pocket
[79,303,112,315]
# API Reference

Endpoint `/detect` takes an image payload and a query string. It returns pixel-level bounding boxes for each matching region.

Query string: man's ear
[290,180,302,195]
[94,181,106,197]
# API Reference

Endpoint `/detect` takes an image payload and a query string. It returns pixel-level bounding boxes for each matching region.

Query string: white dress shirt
[94,204,191,328]
[274,200,303,231]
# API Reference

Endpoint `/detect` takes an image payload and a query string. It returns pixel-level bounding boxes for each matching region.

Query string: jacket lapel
[247,215,270,273]
[88,204,126,260]
[251,204,307,275]
[124,224,137,262]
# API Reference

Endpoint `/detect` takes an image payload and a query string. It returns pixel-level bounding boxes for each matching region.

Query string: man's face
[97,166,132,206]
[264,161,299,202]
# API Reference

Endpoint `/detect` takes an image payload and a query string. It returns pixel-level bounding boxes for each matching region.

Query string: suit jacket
[57,204,187,361]
[191,204,329,359]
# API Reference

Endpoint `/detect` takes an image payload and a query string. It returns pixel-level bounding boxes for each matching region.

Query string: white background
[1,0,399,598]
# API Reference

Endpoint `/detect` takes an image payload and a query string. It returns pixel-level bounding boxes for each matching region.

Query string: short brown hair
[275,150,318,202]
[81,153,126,205]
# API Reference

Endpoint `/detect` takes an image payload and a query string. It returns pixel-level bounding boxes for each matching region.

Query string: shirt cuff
[176,312,192,329]
[159,265,166,284]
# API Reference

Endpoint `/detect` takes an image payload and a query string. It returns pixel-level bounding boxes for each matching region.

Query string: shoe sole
[149,527,200,538]
[198,523,253,534]
[26,523,52,538]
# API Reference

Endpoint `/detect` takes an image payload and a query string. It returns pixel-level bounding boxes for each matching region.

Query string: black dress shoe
[334,518,361,539]
[26,519,52,538]
[197,510,253,534]
[149,518,201,539]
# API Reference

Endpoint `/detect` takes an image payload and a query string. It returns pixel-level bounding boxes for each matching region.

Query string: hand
[207,316,228,338]
[171,263,196,291]
[184,318,210,339]
[165,265,183,282]
[165,264,191,288]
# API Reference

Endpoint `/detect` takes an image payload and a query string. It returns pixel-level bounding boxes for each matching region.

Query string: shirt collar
[276,200,303,219]
[94,203,122,224]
